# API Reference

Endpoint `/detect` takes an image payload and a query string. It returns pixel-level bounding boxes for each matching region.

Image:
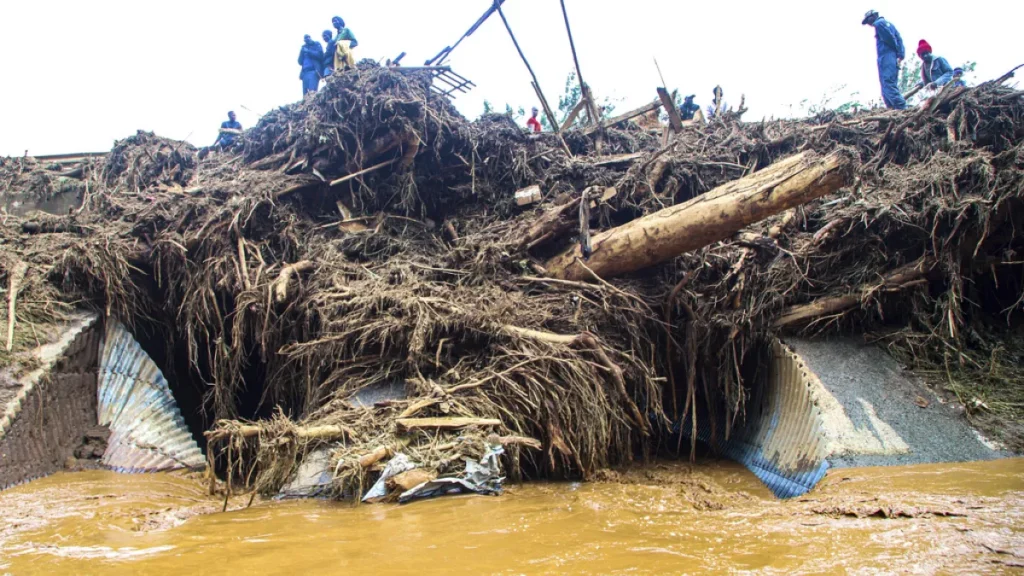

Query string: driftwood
[520,186,616,250]
[545,151,855,281]
[583,99,662,136]
[204,423,353,444]
[5,261,28,352]
[396,417,502,431]
[774,259,936,327]
[273,261,315,304]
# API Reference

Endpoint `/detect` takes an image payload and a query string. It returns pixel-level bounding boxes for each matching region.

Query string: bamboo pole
[559,0,600,125]
[495,2,565,146]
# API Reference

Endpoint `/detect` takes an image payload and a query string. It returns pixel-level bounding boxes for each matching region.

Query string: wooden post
[582,99,663,135]
[560,99,588,131]
[545,151,856,281]
[658,88,684,133]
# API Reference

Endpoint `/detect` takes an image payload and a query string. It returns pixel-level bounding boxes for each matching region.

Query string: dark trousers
[301,71,320,96]
[878,53,907,110]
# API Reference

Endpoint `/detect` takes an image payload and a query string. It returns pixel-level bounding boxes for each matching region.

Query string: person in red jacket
[526,107,542,133]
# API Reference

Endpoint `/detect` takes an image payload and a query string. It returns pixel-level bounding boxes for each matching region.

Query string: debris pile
[2,64,1022,501]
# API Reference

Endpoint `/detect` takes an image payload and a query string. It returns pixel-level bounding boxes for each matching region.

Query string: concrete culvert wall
[1,315,207,489]
[0,314,102,490]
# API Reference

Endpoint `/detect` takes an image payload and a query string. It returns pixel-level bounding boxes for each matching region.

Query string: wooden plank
[582,84,601,127]
[560,99,588,131]
[658,88,684,133]
[396,417,503,431]
[582,99,662,135]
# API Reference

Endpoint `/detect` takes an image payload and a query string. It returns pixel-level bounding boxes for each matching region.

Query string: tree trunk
[545,151,855,281]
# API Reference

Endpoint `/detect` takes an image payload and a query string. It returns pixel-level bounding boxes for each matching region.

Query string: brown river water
[1,459,1022,575]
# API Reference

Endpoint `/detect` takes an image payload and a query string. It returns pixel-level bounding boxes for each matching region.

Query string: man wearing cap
[915,40,954,90]
[679,95,700,121]
[862,10,907,110]
[298,34,325,96]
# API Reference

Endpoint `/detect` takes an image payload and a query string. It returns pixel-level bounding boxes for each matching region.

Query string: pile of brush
[1,63,1022,500]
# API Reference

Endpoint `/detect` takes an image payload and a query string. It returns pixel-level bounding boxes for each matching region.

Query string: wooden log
[493,435,543,450]
[545,151,855,281]
[389,469,436,492]
[205,424,352,444]
[582,99,662,135]
[396,417,502,431]
[515,185,542,206]
[774,259,934,327]
[520,186,616,250]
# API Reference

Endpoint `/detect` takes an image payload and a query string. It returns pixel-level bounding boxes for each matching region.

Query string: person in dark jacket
[213,111,242,148]
[298,35,324,96]
[679,95,700,121]
[862,10,907,110]
[322,30,337,76]
[915,40,954,90]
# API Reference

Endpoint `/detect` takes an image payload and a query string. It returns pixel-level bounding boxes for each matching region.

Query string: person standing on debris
[322,30,337,77]
[212,111,242,148]
[331,16,359,71]
[298,34,325,96]
[951,67,968,88]
[862,10,907,110]
[915,40,955,90]
[679,95,700,121]
[526,107,542,133]
[707,86,727,119]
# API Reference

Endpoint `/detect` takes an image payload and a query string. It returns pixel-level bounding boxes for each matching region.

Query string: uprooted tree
[2,62,1024,500]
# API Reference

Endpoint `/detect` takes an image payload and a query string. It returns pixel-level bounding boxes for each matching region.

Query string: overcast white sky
[0,0,1020,156]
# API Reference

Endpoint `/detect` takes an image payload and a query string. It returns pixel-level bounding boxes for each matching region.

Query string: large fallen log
[545,151,855,281]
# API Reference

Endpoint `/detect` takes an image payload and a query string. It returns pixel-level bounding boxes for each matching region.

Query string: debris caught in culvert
[2,62,1024,501]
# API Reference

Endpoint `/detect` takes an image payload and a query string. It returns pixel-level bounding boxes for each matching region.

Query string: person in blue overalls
[862,10,907,110]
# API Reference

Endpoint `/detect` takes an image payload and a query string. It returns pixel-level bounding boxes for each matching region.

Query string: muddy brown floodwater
[1,459,1022,574]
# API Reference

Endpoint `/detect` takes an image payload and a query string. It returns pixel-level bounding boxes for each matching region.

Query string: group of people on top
[298,16,360,96]
[862,9,966,110]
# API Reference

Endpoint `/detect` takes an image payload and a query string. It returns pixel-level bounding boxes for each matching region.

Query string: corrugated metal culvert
[98,321,205,473]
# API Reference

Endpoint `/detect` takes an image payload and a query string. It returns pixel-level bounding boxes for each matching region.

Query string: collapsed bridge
[1,64,1022,501]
